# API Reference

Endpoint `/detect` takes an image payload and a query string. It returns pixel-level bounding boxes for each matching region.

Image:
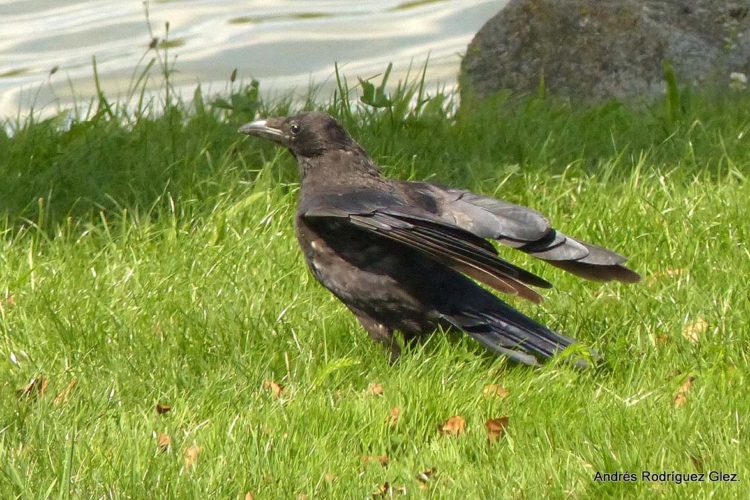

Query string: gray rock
[459,0,750,102]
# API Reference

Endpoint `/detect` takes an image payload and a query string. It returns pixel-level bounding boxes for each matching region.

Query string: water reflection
[0,0,503,119]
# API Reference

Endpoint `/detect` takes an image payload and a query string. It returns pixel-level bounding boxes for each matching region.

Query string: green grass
[1,69,749,498]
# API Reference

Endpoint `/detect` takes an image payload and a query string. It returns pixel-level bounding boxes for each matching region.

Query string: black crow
[239,112,640,365]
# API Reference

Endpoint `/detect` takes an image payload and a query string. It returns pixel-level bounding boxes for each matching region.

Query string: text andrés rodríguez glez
[594,471,739,484]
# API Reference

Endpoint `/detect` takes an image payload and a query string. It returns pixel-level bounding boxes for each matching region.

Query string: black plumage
[239,112,640,366]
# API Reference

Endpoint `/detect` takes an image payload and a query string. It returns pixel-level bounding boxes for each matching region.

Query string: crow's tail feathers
[441,302,596,368]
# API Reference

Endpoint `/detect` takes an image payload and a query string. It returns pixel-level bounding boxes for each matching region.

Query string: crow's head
[239,112,354,158]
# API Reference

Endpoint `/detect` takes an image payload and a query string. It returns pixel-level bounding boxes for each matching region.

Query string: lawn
[0,71,748,498]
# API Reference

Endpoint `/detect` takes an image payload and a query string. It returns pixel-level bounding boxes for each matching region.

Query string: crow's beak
[238,119,285,142]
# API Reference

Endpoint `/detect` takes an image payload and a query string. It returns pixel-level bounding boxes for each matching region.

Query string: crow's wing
[299,188,551,303]
[406,183,641,283]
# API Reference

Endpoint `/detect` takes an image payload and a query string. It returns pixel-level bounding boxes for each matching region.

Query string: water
[0,0,504,120]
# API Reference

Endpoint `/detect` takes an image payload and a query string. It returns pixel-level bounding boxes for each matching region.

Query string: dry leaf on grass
[156,402,172,414]
[367,383,384,396]
[416,467,436,488]
[362,455,389,466]
[674,376,695,408]
[482,384,509,399]
[388,406,401,427]
[485,416,509,443]
[683,319,707,344]
[690,454,704,473]
[244,493,255,500]
[53,379,78,405]
[183,445,201,469]
[373,482,391,497]
[679,376,695,392]
[157,432,172,452]
[673,393,688,408]
[652,334,669,347]
[262,380,284,398]
[415,468,435,482]
[0,293,15,310]
[439,415,465,436]
[17,375,48,399]
[372,482,406,497]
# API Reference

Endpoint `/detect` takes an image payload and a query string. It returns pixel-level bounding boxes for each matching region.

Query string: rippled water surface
[0,0,504,118]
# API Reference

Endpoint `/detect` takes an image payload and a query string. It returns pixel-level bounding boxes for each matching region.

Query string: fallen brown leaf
[388,406,401,427]
[17,375,48,399]
[372,482,406,497]
[367,383,384,396]
[262,380,284,398]
[439,415,466,436]
[156,402,172,415]
[652,334,669,346]
[679,376,695,392]
[683,318,707,344]
[53,378,78,406]
[482,384,510,399]
[485,416,510,443]
[673,393,688,408]
[690,454,704,473]
[244,493,255,500]
[373,482,391,497]
[415,467,435,484]
[183,445,201,469]
[157,432,172,452]
[674,376,695,408]
[362,455,389,466]
[0,293,15,309]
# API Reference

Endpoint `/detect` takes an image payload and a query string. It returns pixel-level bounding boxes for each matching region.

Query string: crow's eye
[290,123,300,135]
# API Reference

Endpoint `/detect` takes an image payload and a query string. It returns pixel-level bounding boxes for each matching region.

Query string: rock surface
[459,0,750,102]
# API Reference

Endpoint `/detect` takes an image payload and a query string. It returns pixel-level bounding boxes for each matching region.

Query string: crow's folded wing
[406,183,641,283]
[299,189,551,303]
